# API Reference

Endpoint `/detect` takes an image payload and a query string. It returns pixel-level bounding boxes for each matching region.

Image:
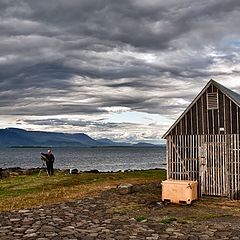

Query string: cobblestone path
[0,187,240,239]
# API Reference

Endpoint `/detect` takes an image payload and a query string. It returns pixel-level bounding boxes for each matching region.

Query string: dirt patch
[100,182,240,225]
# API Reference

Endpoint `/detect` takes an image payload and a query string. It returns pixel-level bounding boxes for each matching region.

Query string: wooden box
[162,180,198,204]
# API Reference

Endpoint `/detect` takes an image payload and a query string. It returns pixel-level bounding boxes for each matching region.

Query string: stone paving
[0,187,240,239]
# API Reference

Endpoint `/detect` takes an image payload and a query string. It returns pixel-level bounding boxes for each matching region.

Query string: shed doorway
[199,135,228,197]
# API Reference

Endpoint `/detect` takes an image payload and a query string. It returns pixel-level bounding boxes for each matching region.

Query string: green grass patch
[161,216,177,224]
[135,215,147,222]
[0,169,166,211]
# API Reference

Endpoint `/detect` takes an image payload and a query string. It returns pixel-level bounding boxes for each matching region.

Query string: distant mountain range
[0,128,162,148]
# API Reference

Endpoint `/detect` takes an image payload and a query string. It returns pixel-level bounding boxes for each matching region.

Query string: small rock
[24,233,38,238]
[117,184,133,194]
[69,168,78,174]
[156,202,163,208]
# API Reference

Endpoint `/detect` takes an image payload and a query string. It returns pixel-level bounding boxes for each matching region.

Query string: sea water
[0,146,166,172]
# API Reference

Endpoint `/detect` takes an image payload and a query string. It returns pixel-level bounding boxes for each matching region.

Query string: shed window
[207,92,218,109]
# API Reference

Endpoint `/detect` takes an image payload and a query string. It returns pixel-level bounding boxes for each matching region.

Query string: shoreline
[0,167,166,178]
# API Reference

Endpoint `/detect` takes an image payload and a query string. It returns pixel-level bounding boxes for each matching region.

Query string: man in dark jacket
[41,149,55,176]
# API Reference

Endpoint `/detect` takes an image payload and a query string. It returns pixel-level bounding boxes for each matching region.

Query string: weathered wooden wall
[229,134,240,199]
[167,134,240,199]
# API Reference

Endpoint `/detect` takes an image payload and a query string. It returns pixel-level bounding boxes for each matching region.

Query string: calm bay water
[0,147,166,172]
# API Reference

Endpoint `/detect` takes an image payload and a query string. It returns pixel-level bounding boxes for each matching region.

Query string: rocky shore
[0,167,46,178]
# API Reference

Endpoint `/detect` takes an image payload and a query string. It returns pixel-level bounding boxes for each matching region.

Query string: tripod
[38,158,49,176]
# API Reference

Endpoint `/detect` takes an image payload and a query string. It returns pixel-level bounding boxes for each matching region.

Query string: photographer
[41,149,55,176]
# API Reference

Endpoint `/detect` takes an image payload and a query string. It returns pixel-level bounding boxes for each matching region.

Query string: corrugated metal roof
[162,79,240,138]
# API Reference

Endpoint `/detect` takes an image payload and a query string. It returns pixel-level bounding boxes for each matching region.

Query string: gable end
[163,79,240,138]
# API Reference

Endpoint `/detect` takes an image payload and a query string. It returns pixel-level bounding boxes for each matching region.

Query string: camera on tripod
[39,154,48,176]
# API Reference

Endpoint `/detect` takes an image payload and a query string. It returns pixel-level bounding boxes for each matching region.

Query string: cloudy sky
[1,0,240,143]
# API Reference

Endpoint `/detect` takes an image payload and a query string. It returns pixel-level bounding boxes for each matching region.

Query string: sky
[1,0,240,144]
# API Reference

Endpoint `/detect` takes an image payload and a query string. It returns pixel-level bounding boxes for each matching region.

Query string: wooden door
[199,135,228,196]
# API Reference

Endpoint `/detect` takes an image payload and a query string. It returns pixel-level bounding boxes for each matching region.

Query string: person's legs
[50,162,54,175]
[46,162,51,176]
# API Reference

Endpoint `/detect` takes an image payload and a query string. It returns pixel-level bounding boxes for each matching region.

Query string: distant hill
[96,138,116,145]
[97,138,132,146]
[133,142,157,147]
[0,128,96,147]
[0,128,161,147]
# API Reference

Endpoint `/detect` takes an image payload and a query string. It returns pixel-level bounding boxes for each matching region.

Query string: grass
[135,215,147,222]
[161,216,177,224]
[0,169,166,211]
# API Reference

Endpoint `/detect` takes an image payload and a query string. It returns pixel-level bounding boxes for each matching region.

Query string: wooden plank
[238,134,240,199]
[222,134,226,195]
[180,117,183,135]
[206,94,210,135]
[238,106,240,134]
[192,105,197,134]
[203,92,208,134]
[214,109,218,134]
[222,135,225,195]
[194,135,197,180]
[215,135,218,195]
[174,136,177,179]
[200,96,204,134]
[187,111,191,135]
[189,135,191,180]
[222,135,226,195]
[204,136,207,195]
[176,136,179,179]
[182,115,186,135]
[173,135,176,179]
[216,89,220,134]
[232,134,234,198]
[208,110,213,134]
[231,103,237,134]
[237,134,240,199]
[234,134,237,199]
[168,137,172,179]
[230,101,233,134]
[166,137,169,178]
[196,101,199,135]
[230,134,233,198]
[219,135,222,195]
[218,135,221,195]
[192,134,195,180]
[206,135,209,195]
[219,91,224,130]
[199,135,202,194]
[225,97,231,134]
[237,107,239,135]
[212,135,215,195]
[178,135,181,180]
[226,134,230,198]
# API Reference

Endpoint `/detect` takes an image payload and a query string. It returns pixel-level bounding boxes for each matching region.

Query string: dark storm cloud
[0,0,240,118]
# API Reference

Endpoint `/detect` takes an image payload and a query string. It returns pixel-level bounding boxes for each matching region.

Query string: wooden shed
[163,79,240,199]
